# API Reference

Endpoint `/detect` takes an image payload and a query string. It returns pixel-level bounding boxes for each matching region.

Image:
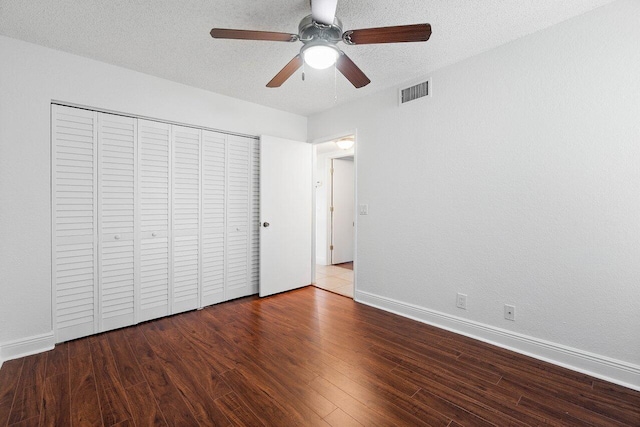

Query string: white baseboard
[355,290,640,392]
[0,332,55,369]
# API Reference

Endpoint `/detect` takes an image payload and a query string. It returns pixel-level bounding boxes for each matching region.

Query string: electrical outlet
[456,293,467,310]
[504,304,516,321]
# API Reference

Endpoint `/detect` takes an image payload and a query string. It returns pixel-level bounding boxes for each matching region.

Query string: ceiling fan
[210,0,432,89]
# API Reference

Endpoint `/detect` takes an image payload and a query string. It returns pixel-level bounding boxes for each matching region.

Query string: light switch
[359,204,368,215]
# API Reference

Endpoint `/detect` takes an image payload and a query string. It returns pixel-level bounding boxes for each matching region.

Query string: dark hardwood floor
[334,262,353,271]
[1,286,638,426]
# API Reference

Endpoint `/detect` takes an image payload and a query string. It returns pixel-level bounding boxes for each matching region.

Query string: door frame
[310,130,359,299]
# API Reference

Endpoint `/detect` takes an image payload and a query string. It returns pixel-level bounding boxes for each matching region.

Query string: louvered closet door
[250,139,260,294]
[201,130,226,306]
[98,113,136,331]
[137,119,171,322]
[172,125,201,313]
[226,135,253,300]
[52,105,98,342]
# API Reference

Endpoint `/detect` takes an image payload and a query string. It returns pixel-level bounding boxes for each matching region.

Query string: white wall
[0,36,307,361]
[309,0,640,389]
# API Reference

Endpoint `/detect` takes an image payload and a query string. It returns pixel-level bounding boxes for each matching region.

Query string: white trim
[0,332,55,366]
[355,290,640,392]
[50,105,57,343]
[50,101,258,140]
[309,129,358,146]
[198,128,204,308]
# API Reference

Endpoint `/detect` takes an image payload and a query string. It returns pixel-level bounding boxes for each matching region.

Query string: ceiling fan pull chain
[302,61,306,81]
[334,63,338,102]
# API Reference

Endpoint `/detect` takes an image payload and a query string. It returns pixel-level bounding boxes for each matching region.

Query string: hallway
[314,262,353,298]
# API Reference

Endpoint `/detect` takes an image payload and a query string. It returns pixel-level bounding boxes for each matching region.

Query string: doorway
[313,136,356,298]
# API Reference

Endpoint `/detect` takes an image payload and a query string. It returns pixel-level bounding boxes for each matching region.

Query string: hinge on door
[330,168,334,175]
[330,206,334,212]
[330,245,334,250]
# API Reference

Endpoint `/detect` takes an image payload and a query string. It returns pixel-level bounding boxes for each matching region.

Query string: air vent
[399,78,431,105]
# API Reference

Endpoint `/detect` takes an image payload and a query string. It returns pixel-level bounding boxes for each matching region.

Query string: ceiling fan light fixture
[302,43,339,70]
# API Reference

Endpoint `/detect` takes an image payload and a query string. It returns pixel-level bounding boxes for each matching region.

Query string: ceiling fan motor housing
[298,14,343,44]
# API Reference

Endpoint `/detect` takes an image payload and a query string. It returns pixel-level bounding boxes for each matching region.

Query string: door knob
[262,222,270,228]
[152,232,157,237]
[114,234,121,240]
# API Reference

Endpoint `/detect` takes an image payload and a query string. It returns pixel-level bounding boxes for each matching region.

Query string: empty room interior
[0,0,639,426]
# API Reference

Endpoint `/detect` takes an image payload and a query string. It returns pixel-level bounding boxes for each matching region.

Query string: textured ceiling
[0,0,617,116]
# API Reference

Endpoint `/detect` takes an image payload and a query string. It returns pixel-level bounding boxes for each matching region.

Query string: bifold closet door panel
[250,139,260,294]
[138,119,171,322]
[52,105,98,342]
[226,135,253,300]
[172,125,201,313]
[98,113,137,332]
[201,130,226,306]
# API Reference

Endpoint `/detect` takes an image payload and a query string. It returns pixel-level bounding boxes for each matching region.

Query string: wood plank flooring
[1,286,638,426]
[334,262,353,271]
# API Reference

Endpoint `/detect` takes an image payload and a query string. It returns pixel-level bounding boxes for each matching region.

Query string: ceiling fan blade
[210,28,298,42]
[343,23,431,45]
[336,52,370,89]
[266,55,304,88]
[311,0,338,25]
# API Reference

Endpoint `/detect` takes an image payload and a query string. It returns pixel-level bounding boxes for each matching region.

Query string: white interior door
[259,135,312,297]
[331,158,354,264]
